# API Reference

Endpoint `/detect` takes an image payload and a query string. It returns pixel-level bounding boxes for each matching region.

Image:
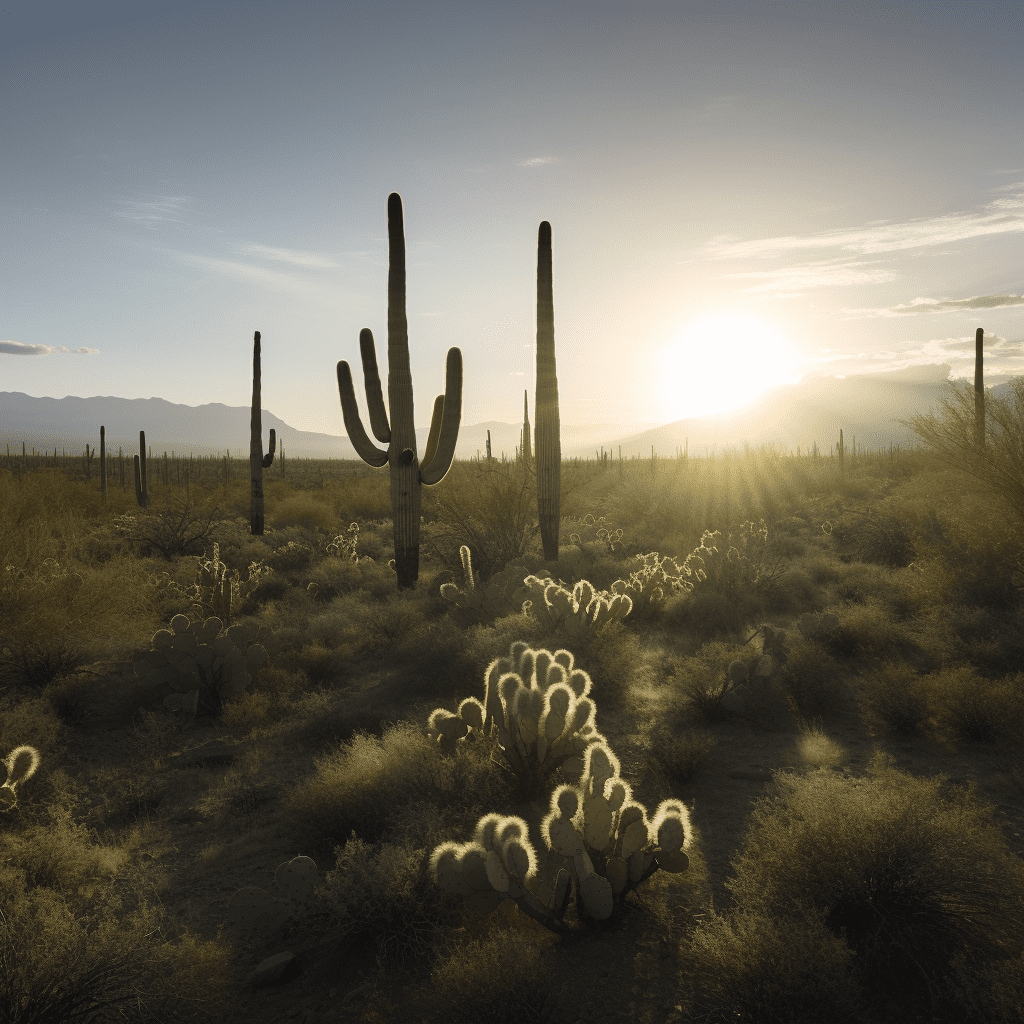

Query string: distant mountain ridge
[1,366,1017,462]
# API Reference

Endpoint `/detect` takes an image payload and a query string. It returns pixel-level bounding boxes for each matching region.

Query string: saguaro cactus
[99,426,107,501]
[975,326,985,448]
[250,330,276,536]
[521,390,532,462]
[535,221,561,560]
[134,430,148,508]
[337,192,463,589]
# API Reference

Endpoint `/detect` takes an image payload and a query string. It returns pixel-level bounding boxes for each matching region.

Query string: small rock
[249,951,303,990]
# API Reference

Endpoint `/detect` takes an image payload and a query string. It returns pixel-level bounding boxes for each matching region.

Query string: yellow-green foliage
[270,491,339,531]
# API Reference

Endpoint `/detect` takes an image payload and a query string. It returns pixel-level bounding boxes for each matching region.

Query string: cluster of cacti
[134,614,272,716]
[430,815,573,934]
[521,575,632,634]
[611,551,690,616]
[0,744,41,812]
[541,742,692,920]
[337,192,462,589]
[568,513,627,556]
[188,543,271,626]
[426,642,604,797]
[680,520,772,594]
[225,854,318,938]
[438,545,533,627]
[325,523,363,562]
[250,330,277,536]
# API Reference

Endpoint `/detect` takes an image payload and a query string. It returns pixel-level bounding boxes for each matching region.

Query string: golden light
[656,312,800,421]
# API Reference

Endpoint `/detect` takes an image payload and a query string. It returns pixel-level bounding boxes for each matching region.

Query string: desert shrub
[857,662,932,737]
[821,599,934,669]
[774,635,846,720]
[794,721,845,769]
[929,665,1024,745]
[109,497,227,559]
[822,503,916,567]
[661,588,763,644]
[269,491,338,531]
[430,925,558,1024]
[317,835,461,973]
[0,631,88,691]
[684,909,865,1024]
[725,754,1024,1016]
[764,566,819,615]
[649,727,717,786]
[285,721,508,854]
[0,694,65,764]
[266,539,318,575]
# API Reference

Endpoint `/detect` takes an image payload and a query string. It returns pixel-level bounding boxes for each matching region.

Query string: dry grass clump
[722,753,1024,1018]
[683,909,865,1023]
[794,721,845,769]
[269,491,338,532]
[429,924,559,1023]
[285,721,508,855]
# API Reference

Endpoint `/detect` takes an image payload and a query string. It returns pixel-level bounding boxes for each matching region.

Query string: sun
[656,312,800,421]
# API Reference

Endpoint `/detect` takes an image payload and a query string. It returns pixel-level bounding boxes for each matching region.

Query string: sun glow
[656,312,800,421]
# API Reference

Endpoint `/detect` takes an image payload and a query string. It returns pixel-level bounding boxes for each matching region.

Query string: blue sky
[2,0,1022,434]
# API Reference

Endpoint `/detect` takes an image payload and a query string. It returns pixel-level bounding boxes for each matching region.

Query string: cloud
[702,182,1024,259]
[116,194,192,228]
[517,156,558,167]
[0,340,99,355]
[844,293,1024,318]
[721,258,898,297]
[237,243,342,269]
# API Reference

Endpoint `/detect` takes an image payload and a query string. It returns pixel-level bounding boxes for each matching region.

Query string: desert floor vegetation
[2,447,1024,1022]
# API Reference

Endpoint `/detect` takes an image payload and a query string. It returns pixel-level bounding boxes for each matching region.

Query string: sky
[2,0,1023,435]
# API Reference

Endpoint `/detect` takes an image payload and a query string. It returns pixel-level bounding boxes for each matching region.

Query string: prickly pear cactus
[439,546,534,627]
[426,642,604,798]
[521,576,632,635]
[225,854,318,939]
[326,523,362,562]
[541,741,692,921]
[0,744,41,813]
[430,814,572,933]
[610,551,688,617]
[134,614,273,717]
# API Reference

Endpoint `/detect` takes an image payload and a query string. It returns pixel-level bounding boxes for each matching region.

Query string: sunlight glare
[657,312,800,421]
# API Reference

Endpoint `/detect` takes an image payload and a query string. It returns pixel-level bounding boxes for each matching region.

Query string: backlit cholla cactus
[542,741,692,921]
[611,551,689,616]
[325,523,362,562]
[430,814,572,934]
[189,543,271,626]
[225,855,318,939]
[426,642,604,797]
[0,745,41,812]
[521,576,632,634]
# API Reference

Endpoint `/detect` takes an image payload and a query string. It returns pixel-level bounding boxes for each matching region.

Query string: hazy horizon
[3,1,1023,434]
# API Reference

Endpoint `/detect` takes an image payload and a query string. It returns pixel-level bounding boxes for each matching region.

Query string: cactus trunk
[135,430,148,507]
[250,330,276,535]
[337,192,462,590]
[521,390,532,462]
[100,426,107,501]
[975,327,985,448]
[535,221,561,560]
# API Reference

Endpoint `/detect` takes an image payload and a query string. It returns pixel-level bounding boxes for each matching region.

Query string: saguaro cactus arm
[337,349,390,467]
[420,348,463,485]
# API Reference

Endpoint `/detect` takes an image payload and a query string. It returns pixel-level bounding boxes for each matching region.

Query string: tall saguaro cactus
[337,192,463,589]
[99,425,107,502]
[535,221,561,560]
[134,430,148,508]
[975,326,985,448]
[521,390,532,462]
[250,330,276,536]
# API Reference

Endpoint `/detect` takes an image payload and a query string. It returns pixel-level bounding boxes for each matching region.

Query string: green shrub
[930,665,1024,745]
[270,492,338,531]
[857,662,932,737]
[725,754,1024,1015]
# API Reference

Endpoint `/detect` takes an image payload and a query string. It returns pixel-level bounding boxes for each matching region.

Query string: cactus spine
[535,221,561,560]
[336,192,463,589]
[99,425,107,501]
[250,330,276,536]
[133,430,148,507]
[975,326,985,448]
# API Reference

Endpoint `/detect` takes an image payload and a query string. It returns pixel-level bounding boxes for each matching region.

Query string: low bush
[857,661,932,737]
[930,665,1024,745]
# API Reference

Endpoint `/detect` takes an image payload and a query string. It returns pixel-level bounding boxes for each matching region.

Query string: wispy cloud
[517,156,558,167]
[237,243,343,269]
[722,258,898,297]
[165,250,328,297]
[0,340,99,355]
[703,182,1024,259]
[116,194,192,228]
[844,293,1024,318]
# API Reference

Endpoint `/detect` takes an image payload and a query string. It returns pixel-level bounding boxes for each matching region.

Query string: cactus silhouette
[521,389,532,463]
[336,192,463,589]
[99,425,107,501]
[975,326,985,447]
[535,221,561,560]
[250,330,276,536]
[133,429,148,507]
[0,744,41,812]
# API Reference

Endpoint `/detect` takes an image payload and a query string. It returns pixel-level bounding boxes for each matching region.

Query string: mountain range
[0,364,1014,463]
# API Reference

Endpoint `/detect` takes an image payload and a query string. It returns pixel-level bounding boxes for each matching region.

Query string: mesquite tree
[337,192,463,589]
